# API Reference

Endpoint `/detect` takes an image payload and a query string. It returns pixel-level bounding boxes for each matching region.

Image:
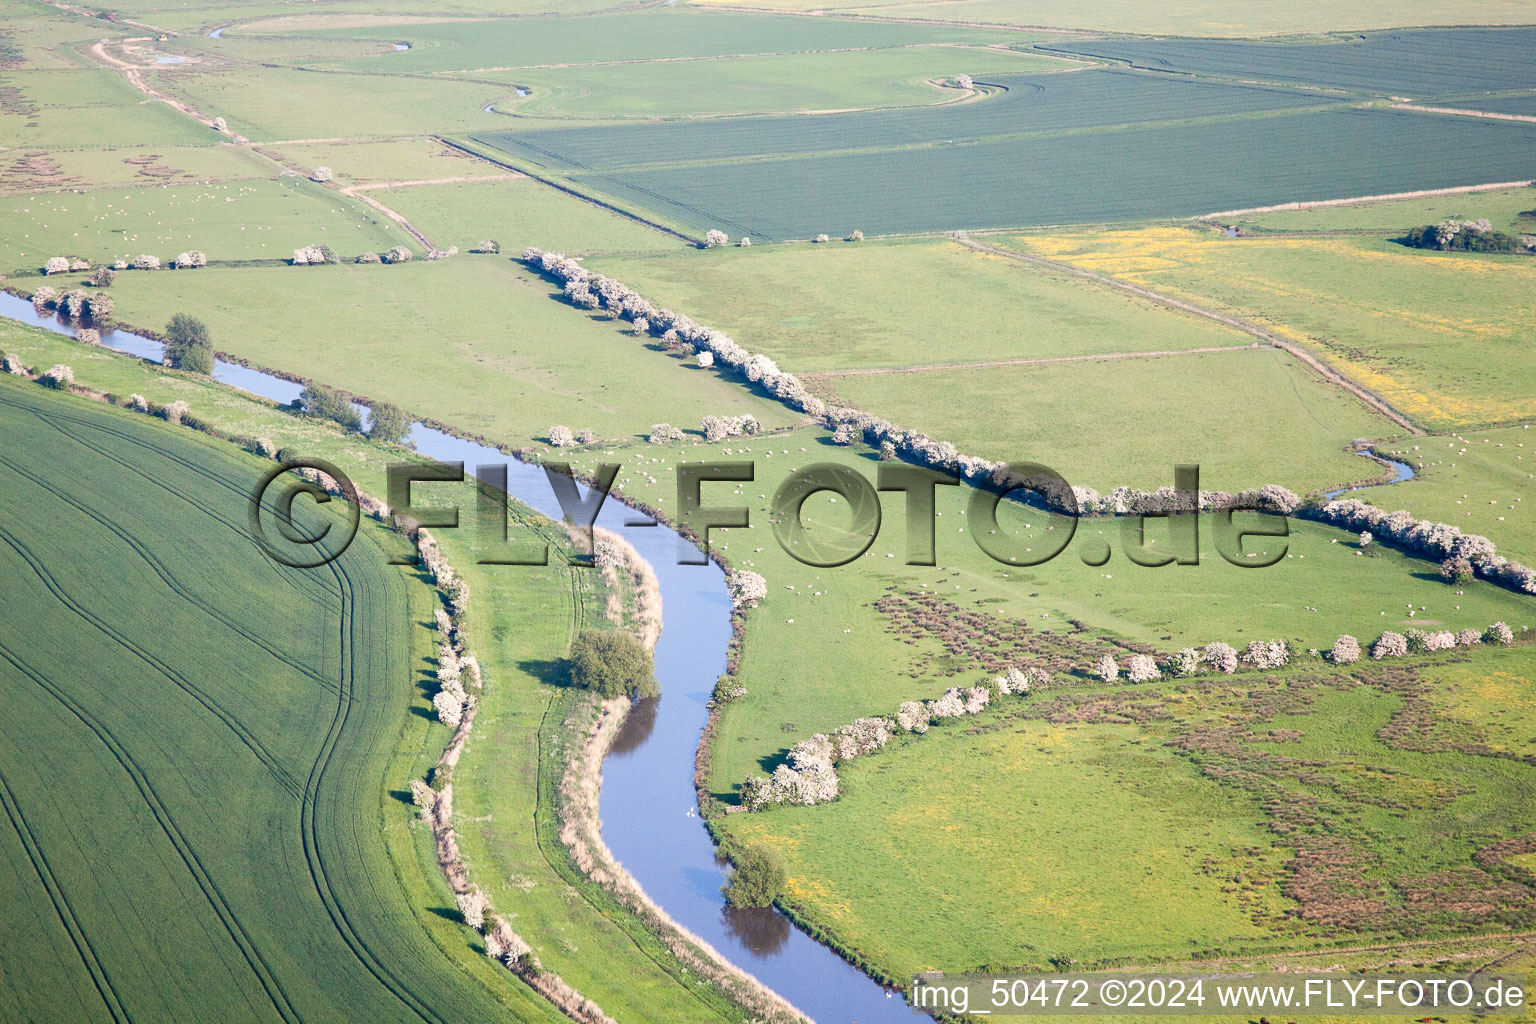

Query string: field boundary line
[350,174,521,190]
[798,343,1263,378]
[435,136,702,245]
[1197,179,1535,219]
[1388,103,1536,124]
[952,233,1424,434]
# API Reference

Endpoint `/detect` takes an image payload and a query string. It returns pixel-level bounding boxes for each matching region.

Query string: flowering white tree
[930,688,966,718]
[1126,654,1159,683]
[1169,648,1202,677]
[896,700,929,733]
[1485,621,1514,645]
[1359,531,1373,547]
[547,425,576,447]
[697,351,714,369]
[956,74,973,89]
[1095,654,1119,683]
[381,245,413,264]
[133,254,160,270]
[738,237,752,247]
[1424,630,1456,652]
[1241,640,1289,670]
[1330,635,1361,664]
[40,364,73,389]
[704,229,729,248]
[1372,632,1408,659]
[964,686,990,714]
[44,256,69,275]
[456,887,488,930]
[648,423,685,444]
[1203,642,1238,674]
[727,570,767,608]
[1457,628,1482,646]
[593,540,623,569]
[312,166,333,182]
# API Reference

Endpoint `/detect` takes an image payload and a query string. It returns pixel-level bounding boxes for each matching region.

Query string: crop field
[368,178,683,254]
[1042,29,1536,100]
[476,69,1336,170]
[588,239,1259,372]
[479,46,1071,121]
[682,0,1536,37]
[0,378,566,1023]
[495,107,1536,239]
[91,258,802,443]
[0,177,407,270]
[725,646,1536,978]
[1009,227,1536,431]
[1468,93,1536,116]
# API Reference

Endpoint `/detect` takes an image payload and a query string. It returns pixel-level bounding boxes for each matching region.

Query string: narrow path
[87,42,252,144]
[953,233,1425,435]
[1389,103,1536,124]
[351,174,520,190]
[1197,178,1535,220]
[799,342,1262,379]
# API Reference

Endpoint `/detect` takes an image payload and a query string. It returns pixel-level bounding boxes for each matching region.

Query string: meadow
[0,143,274,193]
[283,10,1024,75]
[368,178,682,254]
[563,108,1536,239]
[1009,227,1536,431]
[88,258,803,444]
[478,46,1069,121]
[268,136,518,186]
[825,347,1398,493]
[682,0,1536,37]
[725,647,1536,979]
[1043,29,1536,100]
[548,425,1532,798]
[0,177,406,270]
[0,377,566,1023]
[0,66,215,148]
[588,238,1259,373]
[1234,184,1536,233]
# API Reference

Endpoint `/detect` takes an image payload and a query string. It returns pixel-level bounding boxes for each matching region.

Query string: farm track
[0,768,129,1023]
[798,342,1263,378]
[0,637,305,1024]
[952,233,1425,435]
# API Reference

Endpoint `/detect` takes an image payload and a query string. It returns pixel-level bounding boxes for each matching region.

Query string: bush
[1440,556,1474,585]
[1404,220,1521,253]
[164,313,213,374]
[369,401,412,444]
[722,845,786,908]
[1330,635,1361,664]
[300,383,363,432]
[704,229,729,248]
[566,630,657,698]
[381,245,413,264]
[711,674,746,705]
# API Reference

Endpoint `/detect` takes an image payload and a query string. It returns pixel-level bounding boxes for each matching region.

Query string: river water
[1,295,912,1022]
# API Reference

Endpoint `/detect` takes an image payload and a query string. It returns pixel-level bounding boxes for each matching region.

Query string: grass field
[682,0,1536,37]
[546,424,1532,800]
[268,136,519,186]
[369,178,682,254]
[0,142,274,193]
[1235,184,1536,233]
[588,239,1262,372]
[0,65,215,148]
[0,177,407,269]
[1010,227,1536,431]
[825,346,1400,493]
[482,46,1071,120]
[288,10,1025,75]
[84,258,802,443]
[0,376,569,1023]
[723,646,1536,979]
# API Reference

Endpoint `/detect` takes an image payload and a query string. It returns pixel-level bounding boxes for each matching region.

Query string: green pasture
[290,9,1024,75]
[0,377,565,1023]
[0,66,215,148]
[549,425,1532,798]
[0,177,406,269]
[0,142,274,193]
[84,258,803,443]
[1009,227,1536,431]
[268,136,517,185]
[684,0,1536,37]
[589,238,1258,373]
[1236,184,1536,234]
[723,647,1536,980]
[489,46,1069,120]
[825,346,1399,493]
[371,178,682,253]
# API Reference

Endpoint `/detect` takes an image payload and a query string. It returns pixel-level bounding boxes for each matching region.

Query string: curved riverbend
[1,296,909,1021]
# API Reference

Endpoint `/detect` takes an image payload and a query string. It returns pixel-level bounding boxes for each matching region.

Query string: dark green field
[0,380,560,1024]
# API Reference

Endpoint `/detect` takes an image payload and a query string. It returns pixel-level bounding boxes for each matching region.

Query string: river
[1,296,911,1022]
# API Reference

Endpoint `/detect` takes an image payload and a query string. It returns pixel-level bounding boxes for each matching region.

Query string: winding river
[1,297,908,1022]
[0,297,1423,1022]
